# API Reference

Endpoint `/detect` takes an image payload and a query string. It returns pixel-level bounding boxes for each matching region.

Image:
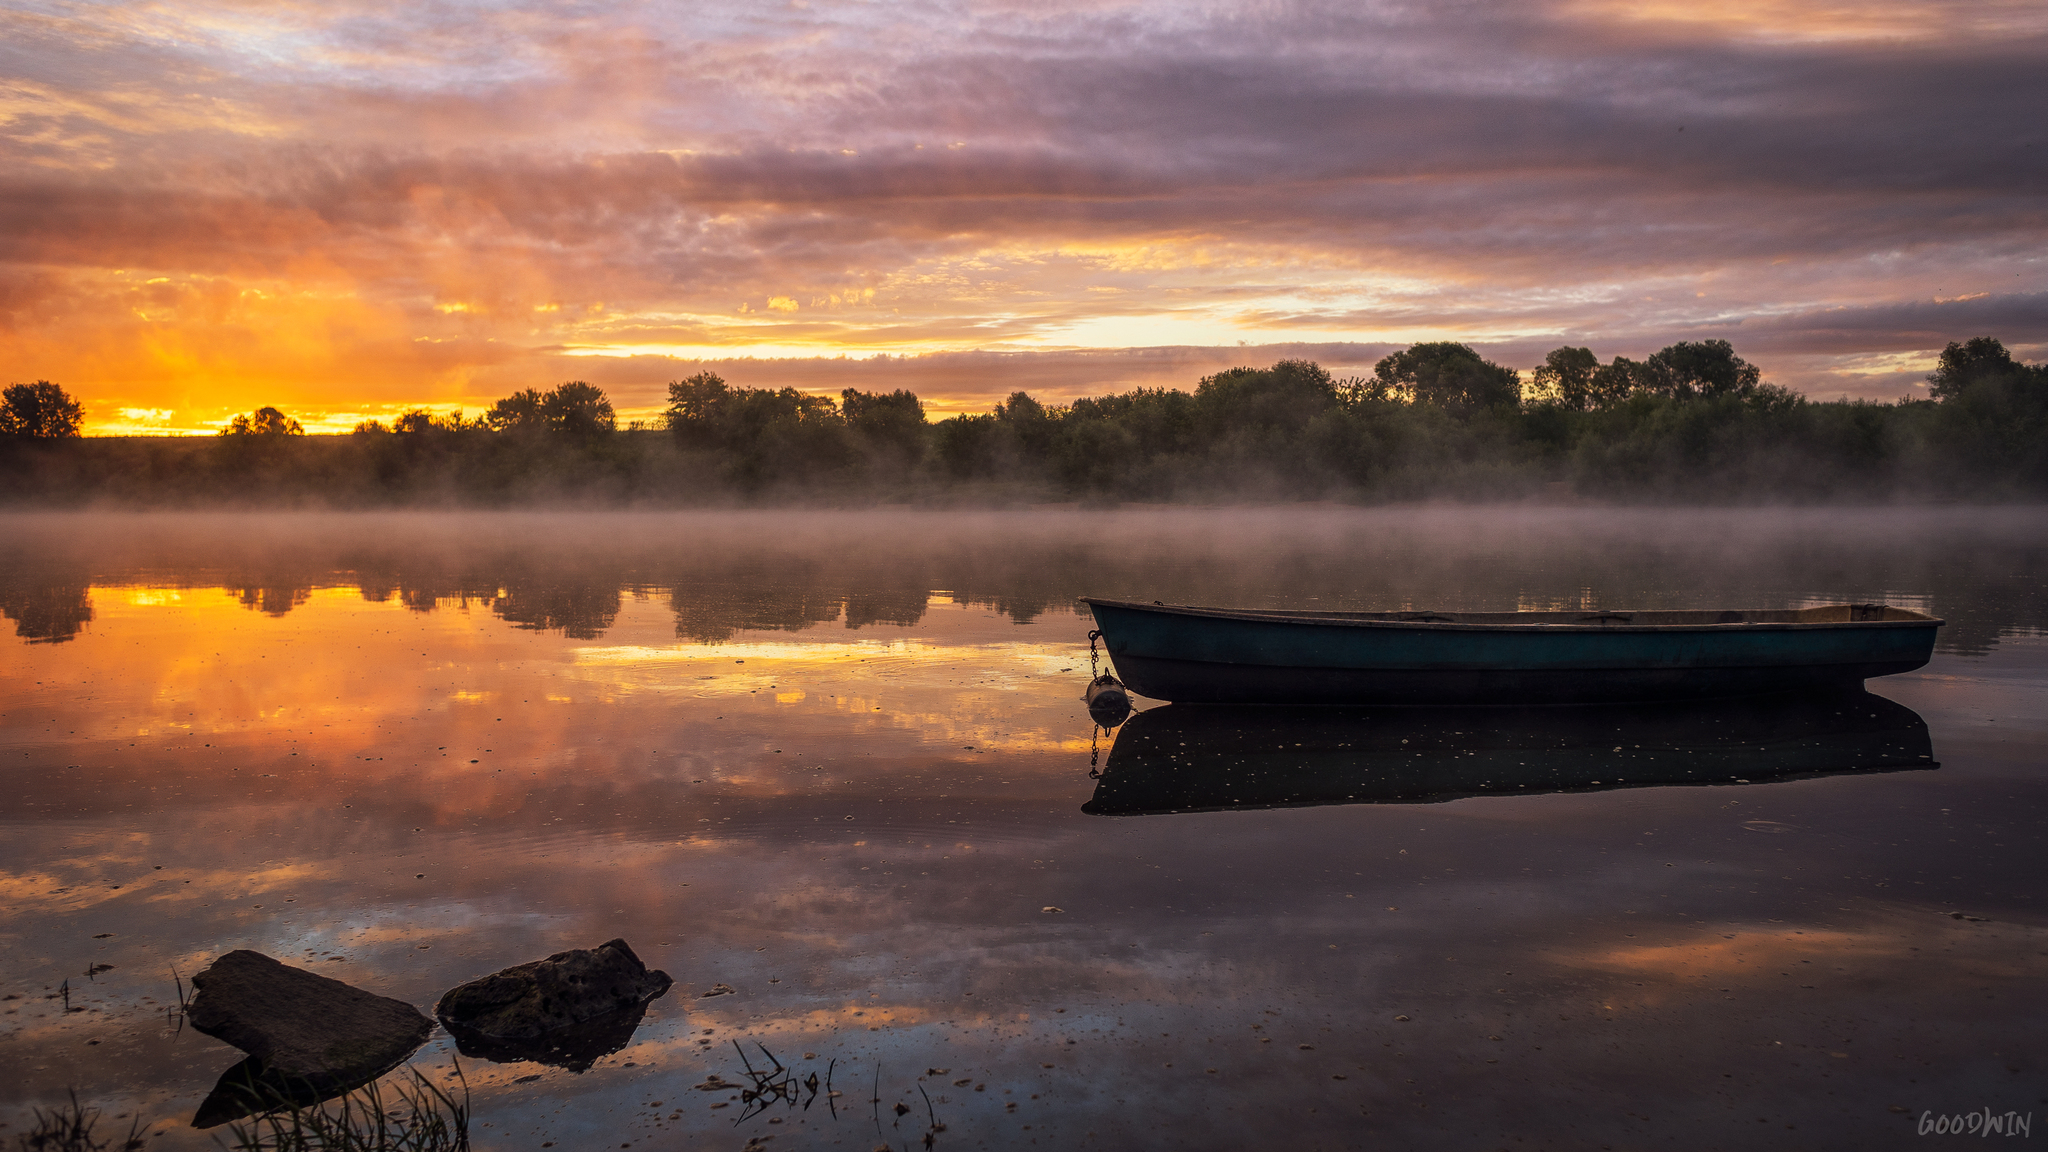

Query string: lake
[3,507,2044,1150]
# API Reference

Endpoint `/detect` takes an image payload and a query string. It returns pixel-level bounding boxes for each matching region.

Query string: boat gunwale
[1077,597,1944,633]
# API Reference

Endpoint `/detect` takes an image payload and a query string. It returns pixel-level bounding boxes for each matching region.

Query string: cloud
[1,0,2043,424]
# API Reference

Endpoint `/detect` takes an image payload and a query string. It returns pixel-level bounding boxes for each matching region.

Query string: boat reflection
[1082,691,1935,816]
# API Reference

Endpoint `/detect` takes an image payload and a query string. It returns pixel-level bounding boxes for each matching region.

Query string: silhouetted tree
[1643,339,1763,401]
[1373,343,1520,415]
[484,388,549,433]
[221,407,305,436]
[1531,347,1600,410]
[0,381,84,439]
[934,413,1004,478]
[542,381,616,437]
[666,371,848,484]
[1920,336,2048,488]
[393,409,480,434]
[1193,361,1340,428]
[994,391,1064,458]
[1587,356,1657,405]
[1927,337,2035,401]
[841,388,927,462]
[665,371,734,450]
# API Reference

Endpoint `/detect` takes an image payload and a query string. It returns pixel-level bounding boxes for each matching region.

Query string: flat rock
[435,938,671,1039]
[186,950,432,1126]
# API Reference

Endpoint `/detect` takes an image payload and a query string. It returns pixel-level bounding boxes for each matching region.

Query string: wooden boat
[1078,598,1941,706]
[1083,693,1935,816]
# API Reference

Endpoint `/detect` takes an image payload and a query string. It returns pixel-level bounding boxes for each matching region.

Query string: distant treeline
[3,337,2044,505]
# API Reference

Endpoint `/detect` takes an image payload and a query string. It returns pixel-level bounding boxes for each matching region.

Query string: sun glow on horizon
[3,0,2041,427]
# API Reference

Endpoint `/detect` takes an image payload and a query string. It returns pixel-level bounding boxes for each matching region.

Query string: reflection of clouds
[2,512,2044,1144]
[1555,927,1888,980]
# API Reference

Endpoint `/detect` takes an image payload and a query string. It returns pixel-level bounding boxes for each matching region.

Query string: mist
[5,505,2044,656]
[6,341,2045,507]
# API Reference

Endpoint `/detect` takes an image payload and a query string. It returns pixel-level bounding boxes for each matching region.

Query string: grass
[13,1089,147,1152]
[214,1065,470,1152]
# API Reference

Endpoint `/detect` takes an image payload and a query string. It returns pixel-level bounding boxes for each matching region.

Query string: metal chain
[1086,629,1107,777]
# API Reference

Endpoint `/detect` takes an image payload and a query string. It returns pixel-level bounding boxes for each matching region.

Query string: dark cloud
[0,0,2042,423]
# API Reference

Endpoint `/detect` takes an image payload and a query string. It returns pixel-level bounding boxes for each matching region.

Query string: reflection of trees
[347,555,511,617]
[843,588,928,629]
[354,557,625,639]
[672,580,847,644]
[949,591,1056,625]
[12,510,2039,655]
[234,583,311,616]
[0,572,93,643]
[492,581,622,640]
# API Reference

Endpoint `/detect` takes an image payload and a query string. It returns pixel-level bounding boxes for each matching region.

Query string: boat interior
[1161,604,1940,626]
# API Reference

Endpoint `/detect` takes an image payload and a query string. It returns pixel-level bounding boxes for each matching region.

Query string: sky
[2,0,2045,434]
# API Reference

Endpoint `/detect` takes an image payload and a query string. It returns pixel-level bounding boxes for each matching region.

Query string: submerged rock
[186,950,433,1127]
[435,938,671,1040]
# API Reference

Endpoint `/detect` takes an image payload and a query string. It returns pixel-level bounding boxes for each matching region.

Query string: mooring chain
[1087,628,1103,679]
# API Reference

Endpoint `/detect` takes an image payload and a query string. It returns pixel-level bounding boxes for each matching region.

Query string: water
[2,508,2044,1150]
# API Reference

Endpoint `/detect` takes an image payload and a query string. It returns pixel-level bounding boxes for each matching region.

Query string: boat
[1077,599,1941,706]
[1082,693,1935,816]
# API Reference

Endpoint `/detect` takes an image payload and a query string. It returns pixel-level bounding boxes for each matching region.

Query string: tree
[221,406,304,436]
[1372,343,1520,415]
[1590,356,1656,404]
[1927,337,2026,401]
[665,371,731,449]
[1644,339,1762,401]
[665,371,849,483]
[841,388,927,461]
[1531,347,1599,410]
[1,381,85,439]
[541,381,615,437]
[484,388,549,433]
[485,382,614,436]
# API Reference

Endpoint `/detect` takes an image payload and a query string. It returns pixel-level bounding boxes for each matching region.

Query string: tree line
[3,336,2044,503]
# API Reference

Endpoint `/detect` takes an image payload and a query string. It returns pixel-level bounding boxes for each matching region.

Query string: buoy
[1084,674,1133,727]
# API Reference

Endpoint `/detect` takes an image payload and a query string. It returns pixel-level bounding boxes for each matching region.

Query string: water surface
[3,508,2044,1150]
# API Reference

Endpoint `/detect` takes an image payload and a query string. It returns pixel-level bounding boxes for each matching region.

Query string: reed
[214,1065,469,1152]
[14,1089,147,1151]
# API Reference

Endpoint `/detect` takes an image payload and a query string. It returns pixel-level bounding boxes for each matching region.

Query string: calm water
[3,508,2044,1151]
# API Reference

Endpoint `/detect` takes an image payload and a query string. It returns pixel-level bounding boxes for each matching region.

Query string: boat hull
[1080,599,1942,706]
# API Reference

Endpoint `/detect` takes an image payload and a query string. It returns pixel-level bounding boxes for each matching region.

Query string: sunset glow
[4,0,2044,433]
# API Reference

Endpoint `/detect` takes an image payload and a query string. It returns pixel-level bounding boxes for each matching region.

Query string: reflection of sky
[2,513,2046,1147]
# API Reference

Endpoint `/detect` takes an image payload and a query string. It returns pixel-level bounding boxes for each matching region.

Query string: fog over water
[2,508,2044,1149]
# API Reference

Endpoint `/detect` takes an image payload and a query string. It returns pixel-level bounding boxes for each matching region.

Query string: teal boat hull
[1079,599,1942,706]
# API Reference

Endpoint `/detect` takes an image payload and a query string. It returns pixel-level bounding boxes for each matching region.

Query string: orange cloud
[1,0,2042,425]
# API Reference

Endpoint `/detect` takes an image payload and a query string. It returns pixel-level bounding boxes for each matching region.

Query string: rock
[435,938,671,1040]
[444,998,653,1074]
[185,950,432,1127]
